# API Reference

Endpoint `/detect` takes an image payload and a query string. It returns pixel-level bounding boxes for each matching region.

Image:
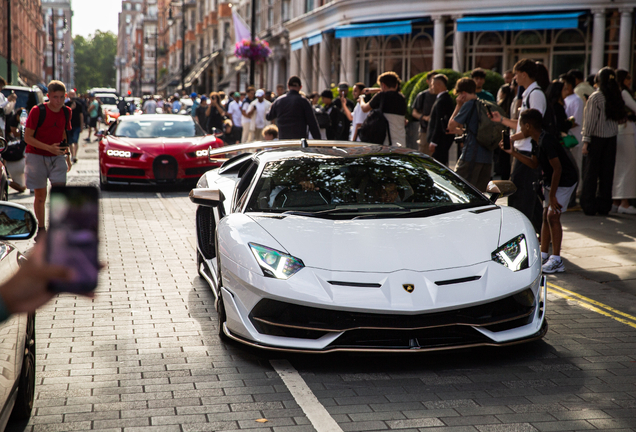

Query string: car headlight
[195,149,208,157]
[249,243,304,280]
[106,149,132,158]
[492,234,528,271]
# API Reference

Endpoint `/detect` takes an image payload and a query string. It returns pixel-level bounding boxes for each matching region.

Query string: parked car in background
[88,87,118,98]
[0,86,44,113]
[95,93,119,125]
[97,114,225,189]
[0,200,39,427]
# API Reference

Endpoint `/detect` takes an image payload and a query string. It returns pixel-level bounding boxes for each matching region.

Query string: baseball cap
[255,89,265,97]
[233,92,240,97]
[190,92,197,98]
[338,82,349,91]
[200,95,207,101]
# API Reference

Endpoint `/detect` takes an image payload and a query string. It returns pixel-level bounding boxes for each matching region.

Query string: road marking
[548,282,636,329]
[270,359,343,432]
[156,193,182,220]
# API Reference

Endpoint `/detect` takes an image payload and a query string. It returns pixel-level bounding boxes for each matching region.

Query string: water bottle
[19,110,28,138]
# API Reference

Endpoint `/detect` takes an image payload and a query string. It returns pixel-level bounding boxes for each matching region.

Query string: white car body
[191,141,548,353]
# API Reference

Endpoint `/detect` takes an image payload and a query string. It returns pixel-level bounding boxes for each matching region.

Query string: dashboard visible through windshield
[246,154,490,219]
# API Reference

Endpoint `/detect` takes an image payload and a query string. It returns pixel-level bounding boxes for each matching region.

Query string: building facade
[284,0,636,93]
[42,0,74,88]
[116,0,145,96]
[0,0,45,86]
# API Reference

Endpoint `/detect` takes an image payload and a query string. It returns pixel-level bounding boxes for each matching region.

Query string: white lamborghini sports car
[190,140,547,353]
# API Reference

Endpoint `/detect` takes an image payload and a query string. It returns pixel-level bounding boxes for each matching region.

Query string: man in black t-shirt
[359,72,407,146]
[65,90,84,163]
[500,109,577,275]
[195,96,208,129]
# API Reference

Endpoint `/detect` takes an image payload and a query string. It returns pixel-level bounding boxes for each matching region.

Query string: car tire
[10,312,36,421]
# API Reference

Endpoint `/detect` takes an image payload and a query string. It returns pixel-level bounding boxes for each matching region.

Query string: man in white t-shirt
[561,73,584,180]
[227,92,243,142]
[142,96,157,114]
[489,59,545,233]
[350,83,369,141]
[247,89,271,140]
[241,87,255,142]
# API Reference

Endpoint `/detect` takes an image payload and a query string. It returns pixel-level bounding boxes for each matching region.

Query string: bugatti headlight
[195,149,208,157]
[249,243,304,280]
[106,149,132,158]
[492,234,528,271]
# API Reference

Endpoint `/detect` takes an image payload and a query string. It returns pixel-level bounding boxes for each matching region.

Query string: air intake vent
[435,276,481,286]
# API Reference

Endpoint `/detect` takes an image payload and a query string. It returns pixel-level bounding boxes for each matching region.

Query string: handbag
[561,134,578,148]
[358,96,392,145]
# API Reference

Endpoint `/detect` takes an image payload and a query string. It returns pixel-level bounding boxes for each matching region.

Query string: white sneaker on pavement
[542,256,565,274]
[618,206,636,215]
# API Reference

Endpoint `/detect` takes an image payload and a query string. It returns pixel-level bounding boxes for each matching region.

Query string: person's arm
[499,140,539,169]
[581,94,599,154]
[547,157,563,212]
[305,100,322,140]
[359,97,372,113]
[489,110,518,130]
[214,100,226,117]
[79,112,84,131]
[24,128,66,155]
[266,100,277,121]
[340,97,352,121]
[352,123,361,141]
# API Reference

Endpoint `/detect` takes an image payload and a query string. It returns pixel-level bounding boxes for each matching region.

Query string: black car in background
[0,85,45,113]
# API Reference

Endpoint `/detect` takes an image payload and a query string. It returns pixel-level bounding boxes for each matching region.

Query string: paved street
[5,128,636,432]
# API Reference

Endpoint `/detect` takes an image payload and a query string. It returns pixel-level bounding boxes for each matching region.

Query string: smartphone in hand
[502,129,511,150]
[47,186,100,293]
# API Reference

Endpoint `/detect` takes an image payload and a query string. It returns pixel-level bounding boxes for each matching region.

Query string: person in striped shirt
[580,67,626,216]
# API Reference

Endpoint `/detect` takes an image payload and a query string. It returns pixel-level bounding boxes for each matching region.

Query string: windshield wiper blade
[282,206,404,218]
[354,202,488,220]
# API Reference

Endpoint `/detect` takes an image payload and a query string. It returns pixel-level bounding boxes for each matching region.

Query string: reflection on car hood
[250,207,502,272]
[108,136,207,151]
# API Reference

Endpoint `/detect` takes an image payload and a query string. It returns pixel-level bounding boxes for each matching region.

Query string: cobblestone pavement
[5,129,636,432]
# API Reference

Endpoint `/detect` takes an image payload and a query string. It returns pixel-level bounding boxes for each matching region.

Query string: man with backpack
[489,59,547,233]
[23,80,72,236]
[86,95,100,142]
[447,78,493,191]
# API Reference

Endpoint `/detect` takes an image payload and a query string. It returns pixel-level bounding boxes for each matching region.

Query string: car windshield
[246,154,491,219]
[97,96,117,105]
[113,118,206,138]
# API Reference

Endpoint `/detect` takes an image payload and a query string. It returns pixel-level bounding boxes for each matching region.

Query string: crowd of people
[2,58,635,276]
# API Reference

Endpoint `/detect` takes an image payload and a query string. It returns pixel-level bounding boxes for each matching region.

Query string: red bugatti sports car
[98,114,224,189]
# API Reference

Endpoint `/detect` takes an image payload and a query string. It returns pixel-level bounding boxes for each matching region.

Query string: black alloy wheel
[10,312,36,420]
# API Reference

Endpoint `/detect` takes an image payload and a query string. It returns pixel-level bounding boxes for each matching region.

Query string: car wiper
[282,206,404,218]
[354,202,489,220]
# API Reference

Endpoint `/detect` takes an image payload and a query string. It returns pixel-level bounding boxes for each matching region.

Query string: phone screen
[502,129,511,150]
[47,186,100,293]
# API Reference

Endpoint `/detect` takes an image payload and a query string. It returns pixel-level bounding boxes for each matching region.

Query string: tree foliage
[73,31,117,93]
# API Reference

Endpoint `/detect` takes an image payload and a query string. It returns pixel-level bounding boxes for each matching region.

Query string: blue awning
[335,19,415,39]
[457,12,585,32]
[290,38,303,52]
[307,31,323,47]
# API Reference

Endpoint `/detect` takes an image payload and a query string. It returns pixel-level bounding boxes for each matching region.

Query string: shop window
[552,28,588,78]
[383,37,404,78]
[515,31,543,46]
[472,32,504,72]
[409,33,433,77]
[604,12,620,69]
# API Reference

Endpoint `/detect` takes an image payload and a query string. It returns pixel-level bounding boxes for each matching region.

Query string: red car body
[98,114,224,188]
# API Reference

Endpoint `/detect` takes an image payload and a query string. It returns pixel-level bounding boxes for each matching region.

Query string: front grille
[153,155,178,181]
[329,327,491,350]
[185,166,212,176]
[196,206,216,259]
[249,288,537,344]
[107,167,145,176]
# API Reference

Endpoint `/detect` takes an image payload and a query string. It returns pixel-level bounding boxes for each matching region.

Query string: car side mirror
[0,136,6,153]
[189,188,224,207]
[0,202,38,240]
[486,180,517,203]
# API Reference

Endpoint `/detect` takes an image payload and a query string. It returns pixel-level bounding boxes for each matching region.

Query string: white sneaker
[542,257,565,274]
[541,255,550,265]
[618,206,636,215]
[611,204,619,213]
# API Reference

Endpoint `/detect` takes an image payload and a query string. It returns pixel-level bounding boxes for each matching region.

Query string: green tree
[73,31,117,93]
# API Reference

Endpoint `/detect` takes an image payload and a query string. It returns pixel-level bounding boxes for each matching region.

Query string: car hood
[107,136,208,152]
[249,207,503,272]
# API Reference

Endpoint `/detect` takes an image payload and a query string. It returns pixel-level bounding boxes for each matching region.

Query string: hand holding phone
[47,186,100,294]
[502,129,511,150]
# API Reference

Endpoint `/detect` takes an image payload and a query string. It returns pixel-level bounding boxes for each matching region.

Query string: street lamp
[50,14,68,81]
[167,1,186,94]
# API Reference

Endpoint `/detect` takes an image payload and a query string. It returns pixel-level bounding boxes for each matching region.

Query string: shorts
[544,183,577,211]
[25,153,67,189]
[69,127,81,144]
[4,158,25,187]
[89,117,98,128]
